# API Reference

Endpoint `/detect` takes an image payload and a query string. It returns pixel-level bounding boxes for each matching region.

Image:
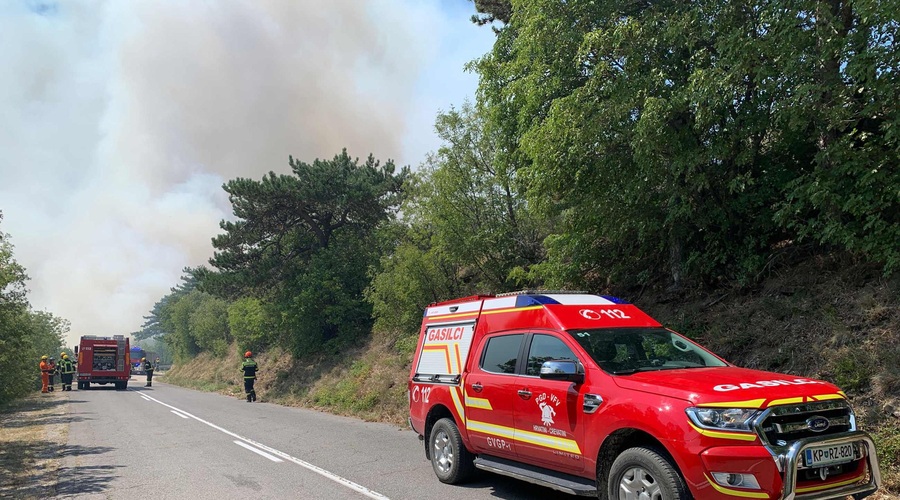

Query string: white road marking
[134,391,390,500]
[170,410,189,419]
[234,440,283,462]
[140,395,152,401]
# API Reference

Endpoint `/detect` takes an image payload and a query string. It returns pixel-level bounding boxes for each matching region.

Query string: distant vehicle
[75,335,131,390]
[131,346,146,374]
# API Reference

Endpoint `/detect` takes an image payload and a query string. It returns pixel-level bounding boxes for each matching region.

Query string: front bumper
[698,431,880,499]
[777,431,880,500]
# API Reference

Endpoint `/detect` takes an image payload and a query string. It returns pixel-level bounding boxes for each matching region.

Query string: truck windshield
[567,328,727,374]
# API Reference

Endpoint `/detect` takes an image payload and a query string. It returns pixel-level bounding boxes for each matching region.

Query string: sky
[0,0,496,349]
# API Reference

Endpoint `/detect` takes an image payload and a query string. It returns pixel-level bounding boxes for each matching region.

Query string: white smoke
[0,0,493,348]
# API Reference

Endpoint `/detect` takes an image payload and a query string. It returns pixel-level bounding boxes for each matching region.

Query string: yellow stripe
[465,394,493,410]
[481,305,544,315]
[466,419,581,454]
[795,472,866,493]
[689,422,758,442]
[450,387,466,423]
[767,397,805,407]
[467,420,516,439]
[697,399,766,409]
[704,475,770,498]
[514,428,581,454]
[810,393,845,401]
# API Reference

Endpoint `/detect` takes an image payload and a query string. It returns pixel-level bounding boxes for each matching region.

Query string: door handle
[471,383,483,393]
[517,389,532,399]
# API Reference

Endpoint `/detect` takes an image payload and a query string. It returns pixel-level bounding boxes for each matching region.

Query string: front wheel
[430,418,475,484]
[607,446,690,500]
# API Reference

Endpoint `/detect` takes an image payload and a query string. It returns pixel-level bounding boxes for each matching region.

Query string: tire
[607,446,690,500]
[429,418,475,484]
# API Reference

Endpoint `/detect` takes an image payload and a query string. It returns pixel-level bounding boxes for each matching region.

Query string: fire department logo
[536,393,560,426]
[539,401,556,425]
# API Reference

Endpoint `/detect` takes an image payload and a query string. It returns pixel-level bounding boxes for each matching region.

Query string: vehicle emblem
[579,309,602,320]
[806,416,830,432]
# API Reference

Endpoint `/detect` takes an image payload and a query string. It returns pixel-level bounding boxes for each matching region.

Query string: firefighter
[142,357,154,387]
[60,353,75,391]
[47,357,57,392]
[241,351,258,402]
[40,355,51,393]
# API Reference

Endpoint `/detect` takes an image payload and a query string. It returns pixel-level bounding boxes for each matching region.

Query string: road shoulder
[0,392,69,498]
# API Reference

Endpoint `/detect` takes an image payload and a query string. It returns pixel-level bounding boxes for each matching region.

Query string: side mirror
[74,346,78,354]
[539,360,584,384]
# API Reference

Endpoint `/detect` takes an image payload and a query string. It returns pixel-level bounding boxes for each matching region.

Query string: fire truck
[75,335,131,390]
[408,291,881,499]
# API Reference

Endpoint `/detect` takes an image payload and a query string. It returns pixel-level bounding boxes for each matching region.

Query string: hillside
[165,255,899,495]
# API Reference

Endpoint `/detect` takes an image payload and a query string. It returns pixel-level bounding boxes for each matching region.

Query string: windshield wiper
[611,368,638,375]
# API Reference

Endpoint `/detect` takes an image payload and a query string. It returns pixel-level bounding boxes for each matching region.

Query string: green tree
[368,104,548,347]
[227,297,273,354]
[471,0,512,26]
[474,0,899,290]
[203,150,410,355]
[189,294,231,356]
[0,213,66,403]
[161,289,202,363]
[134,268,200,341]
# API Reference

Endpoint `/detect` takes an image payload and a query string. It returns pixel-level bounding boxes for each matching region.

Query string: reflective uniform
[241,358,258,402]
[60,357,75,391]
[47,360,57,392]
[143,359,154,387]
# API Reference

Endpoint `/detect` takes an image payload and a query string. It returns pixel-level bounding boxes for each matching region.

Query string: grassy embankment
[165,256,899,495]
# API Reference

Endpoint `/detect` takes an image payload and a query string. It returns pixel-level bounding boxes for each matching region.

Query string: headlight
[686,407,760,432]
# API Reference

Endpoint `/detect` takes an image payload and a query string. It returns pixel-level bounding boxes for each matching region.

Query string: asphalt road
[56,378,575,500]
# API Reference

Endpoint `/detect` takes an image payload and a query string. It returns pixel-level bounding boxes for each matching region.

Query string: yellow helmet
[62,353,68,359]
[41,355,48,360]
[61,352,66,357]
[141,357,146,361]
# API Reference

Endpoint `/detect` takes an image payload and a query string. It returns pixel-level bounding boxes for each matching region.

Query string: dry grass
[0,392,68,498]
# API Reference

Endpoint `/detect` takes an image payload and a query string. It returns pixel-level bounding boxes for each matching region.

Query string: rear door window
[480,334,524,374]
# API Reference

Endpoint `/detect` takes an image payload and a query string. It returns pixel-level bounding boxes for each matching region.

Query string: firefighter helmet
[244,351,252,358]
[141,357,146,361]
[41,355,48,360]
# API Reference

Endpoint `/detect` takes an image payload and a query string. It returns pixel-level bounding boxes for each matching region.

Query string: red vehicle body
[75,335,131,390]
[408,291,881,499]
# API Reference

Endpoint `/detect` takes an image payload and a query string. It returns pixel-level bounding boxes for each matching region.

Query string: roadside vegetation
[0,212,67,406]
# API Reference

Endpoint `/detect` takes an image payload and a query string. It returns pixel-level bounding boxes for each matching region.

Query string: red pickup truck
[75,335,131,390]
[408,291,881,499]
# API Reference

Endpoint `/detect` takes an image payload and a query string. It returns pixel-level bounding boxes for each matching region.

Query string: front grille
[757,400,854,447]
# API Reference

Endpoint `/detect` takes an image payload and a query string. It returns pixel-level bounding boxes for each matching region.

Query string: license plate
[804,443,856,467]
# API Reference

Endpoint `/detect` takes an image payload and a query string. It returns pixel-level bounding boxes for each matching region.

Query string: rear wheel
[607,446,690,500]
[430,418,475,484]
